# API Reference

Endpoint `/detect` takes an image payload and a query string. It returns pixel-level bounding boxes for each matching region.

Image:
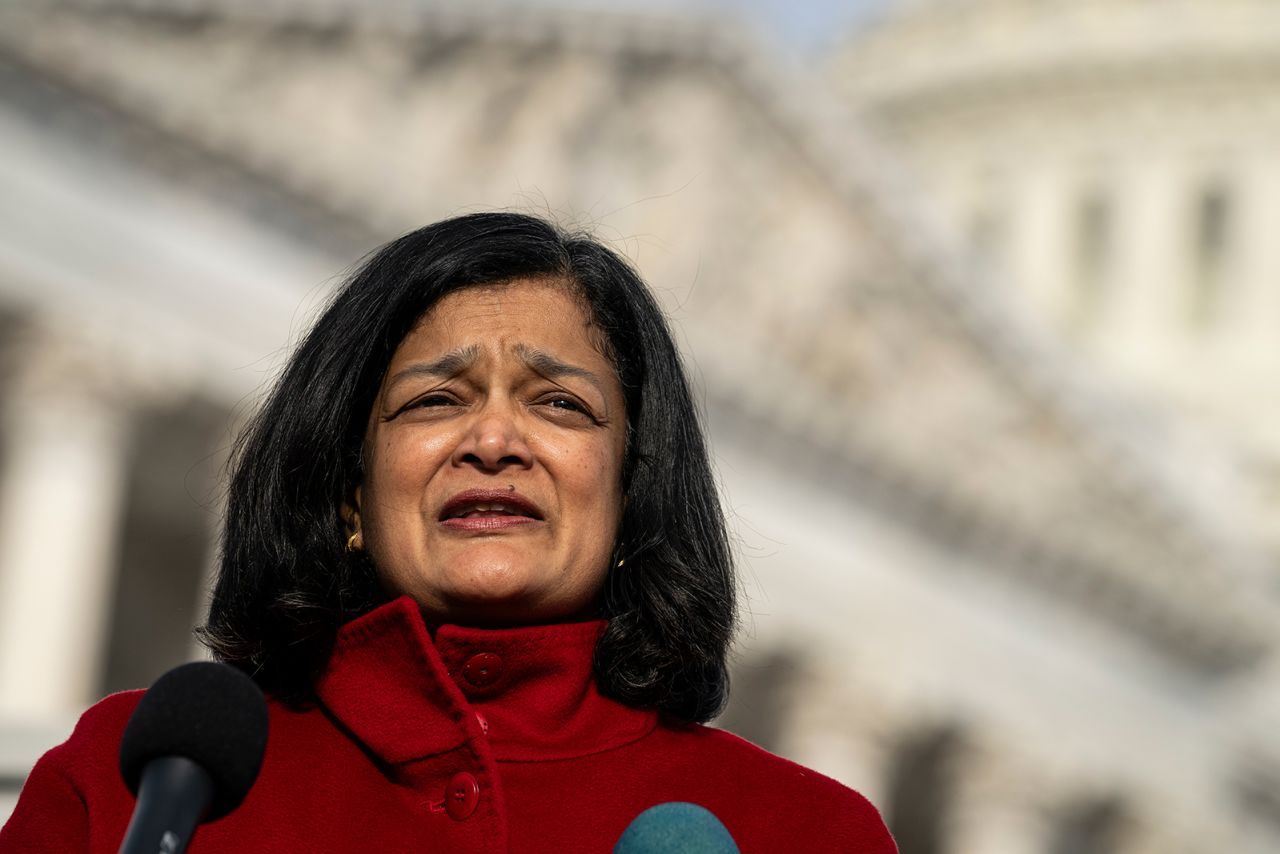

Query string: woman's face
[351,279,627,626]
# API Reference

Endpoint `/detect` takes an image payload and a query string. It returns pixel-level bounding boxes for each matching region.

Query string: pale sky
[515,0,891,55]
[708,0,890,50]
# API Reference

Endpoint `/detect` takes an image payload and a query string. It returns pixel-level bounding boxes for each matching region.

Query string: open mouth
[439,490,545,526]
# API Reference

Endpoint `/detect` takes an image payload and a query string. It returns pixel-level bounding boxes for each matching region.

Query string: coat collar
[314,596,657,765]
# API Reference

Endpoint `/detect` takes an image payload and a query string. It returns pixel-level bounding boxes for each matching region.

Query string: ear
[340,485,362,534]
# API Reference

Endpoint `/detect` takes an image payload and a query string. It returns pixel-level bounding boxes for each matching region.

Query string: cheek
[364,429,456,509]
[563,441,625,534]
[528,431,619,523]
[538,431,622,491]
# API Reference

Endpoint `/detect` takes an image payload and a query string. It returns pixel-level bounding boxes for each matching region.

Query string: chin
[430,555,548,624]
[389,545,600,626]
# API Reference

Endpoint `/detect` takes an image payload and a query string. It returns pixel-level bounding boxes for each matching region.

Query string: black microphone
[613,802,740,853]
[117,662,268,854]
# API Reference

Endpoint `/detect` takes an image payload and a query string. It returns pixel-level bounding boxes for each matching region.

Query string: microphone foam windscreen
[119,661,268,820]
[613,802,741,853]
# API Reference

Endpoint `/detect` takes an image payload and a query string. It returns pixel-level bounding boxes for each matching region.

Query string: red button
[462,653,503,688]
[474,711,489,735]
[445,772,480,820]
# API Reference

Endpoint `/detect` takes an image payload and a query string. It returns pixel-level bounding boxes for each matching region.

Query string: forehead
[392,279,605,365]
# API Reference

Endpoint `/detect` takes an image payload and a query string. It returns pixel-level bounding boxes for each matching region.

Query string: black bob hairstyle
[200,212,737,723]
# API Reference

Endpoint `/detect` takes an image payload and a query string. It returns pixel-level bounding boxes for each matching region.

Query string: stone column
[948,744,1050,854]
[777,656,905,813]
[1105,153,1181,381]
[1227,153,1280,379]
[1011,161,1071,328]
[0,332,130,719]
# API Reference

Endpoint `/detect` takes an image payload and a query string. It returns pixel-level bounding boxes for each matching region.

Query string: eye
[408,393,458,409]
[385,392,462,420]
[534,393,599,423]
[544,395,587,413]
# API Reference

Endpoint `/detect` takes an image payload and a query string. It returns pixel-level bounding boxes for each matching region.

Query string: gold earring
[346,531,363,553]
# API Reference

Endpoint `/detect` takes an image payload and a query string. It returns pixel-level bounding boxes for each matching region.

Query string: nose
[451,402,533,472]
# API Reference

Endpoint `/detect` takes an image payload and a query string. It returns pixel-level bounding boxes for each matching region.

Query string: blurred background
[1,0,1279,851]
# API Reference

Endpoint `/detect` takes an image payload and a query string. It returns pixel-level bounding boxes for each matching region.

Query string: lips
[439,489,545,530]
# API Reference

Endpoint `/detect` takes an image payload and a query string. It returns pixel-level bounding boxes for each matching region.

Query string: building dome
[835,0,1280,561]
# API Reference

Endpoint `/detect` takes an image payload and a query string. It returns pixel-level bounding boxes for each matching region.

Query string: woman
[1,213,896,852]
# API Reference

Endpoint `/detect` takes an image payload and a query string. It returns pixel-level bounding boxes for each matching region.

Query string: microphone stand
[117,757,214,854]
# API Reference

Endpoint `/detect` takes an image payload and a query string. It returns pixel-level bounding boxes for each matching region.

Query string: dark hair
[199,212,736,722]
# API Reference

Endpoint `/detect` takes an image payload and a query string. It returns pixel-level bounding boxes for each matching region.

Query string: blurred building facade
[0,2,1277,853]
[833,0,1280,565]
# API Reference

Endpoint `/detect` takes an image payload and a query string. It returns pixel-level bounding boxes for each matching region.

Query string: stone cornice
[0,36,378,262]
[697,324,1269,673]
[836,0,1280,109]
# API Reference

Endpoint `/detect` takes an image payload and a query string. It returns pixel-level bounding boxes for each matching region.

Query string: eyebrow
[385,344,480,390]
[514,344,604,392]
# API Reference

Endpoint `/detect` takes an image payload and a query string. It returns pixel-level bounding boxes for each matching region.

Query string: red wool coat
[1,597,896,852]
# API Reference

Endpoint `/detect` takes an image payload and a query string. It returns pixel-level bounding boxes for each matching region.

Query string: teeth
[454,502,524,518]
